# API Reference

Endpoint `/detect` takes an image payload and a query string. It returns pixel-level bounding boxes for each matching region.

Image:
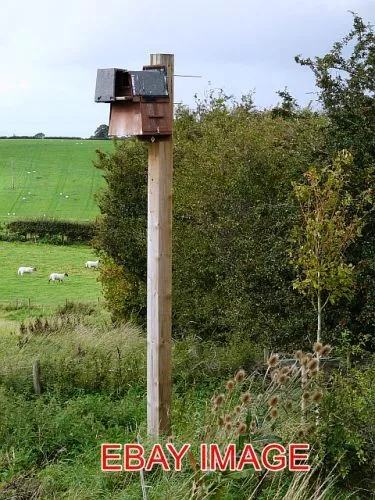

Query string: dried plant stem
[301,365,308,425]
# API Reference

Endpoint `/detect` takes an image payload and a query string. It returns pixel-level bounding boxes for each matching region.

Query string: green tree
[93,124,109,139]
[295,13,375,350]
[290,151,366,345]
[94,93,325,348]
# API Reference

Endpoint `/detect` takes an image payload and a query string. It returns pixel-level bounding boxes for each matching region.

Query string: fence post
[33,359,42,395]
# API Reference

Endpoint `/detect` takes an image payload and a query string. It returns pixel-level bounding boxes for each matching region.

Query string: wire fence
[0,297,102,309]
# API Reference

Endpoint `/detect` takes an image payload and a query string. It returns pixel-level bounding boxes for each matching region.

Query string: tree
[295,14,375,351]
[93,124,109,139]
[94,92,325,348]
[290,151,366,345]
[34,132,45,139]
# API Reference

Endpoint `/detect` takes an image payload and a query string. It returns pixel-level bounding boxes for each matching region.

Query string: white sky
[0,0,373,137]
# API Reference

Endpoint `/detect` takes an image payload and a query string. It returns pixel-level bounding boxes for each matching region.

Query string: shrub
[4,219,95,245]
[94,96,324,349]
[317,366,375,492]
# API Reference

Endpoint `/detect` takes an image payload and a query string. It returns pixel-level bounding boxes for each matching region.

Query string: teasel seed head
[225,414,231,423]
[280,366,290,375]
[295,350,303,360]
[250,420,256,431]
[235,405,242,413]
[225,422,232,431]
[313,391,323,403]
[302,391,310,400]
[241,392,250,405]
[307,358,318,371]
[226,380,235,392]
[313,342,323,354]
[301,356,309,367]
[217,417,224,427]
[238,422,247,435]
[235,369,246,383]
[268,354,279,367]
[268,395,280,407]
[214,394,225,406]
[278,374,288,385]
[270,408,278,418]
[320,344,332,357]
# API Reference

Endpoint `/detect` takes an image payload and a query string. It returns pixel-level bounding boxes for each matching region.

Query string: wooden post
[33,359,42,395]
[147,53,174,436]
[11,160,15,190]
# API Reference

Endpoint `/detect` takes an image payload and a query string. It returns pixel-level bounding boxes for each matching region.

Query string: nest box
[95,66,172,138]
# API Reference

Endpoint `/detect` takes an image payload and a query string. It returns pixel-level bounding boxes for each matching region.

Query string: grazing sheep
[49,272,68,283]
[18,266,37,276]
[85,260,99,269]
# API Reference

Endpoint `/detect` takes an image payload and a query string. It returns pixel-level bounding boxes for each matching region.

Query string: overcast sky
[0,0,373,137]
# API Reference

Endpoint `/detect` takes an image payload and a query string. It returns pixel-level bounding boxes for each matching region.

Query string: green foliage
[318,367,375,491]
[93,141,148,322]
[93,124,109,139]
[0,389,145,480]
[94,93,325,348]
[295,13,375,352]
[4,218,95,244]
[295,14,375,173]
[172,333,262,388]
[290,151,365,306]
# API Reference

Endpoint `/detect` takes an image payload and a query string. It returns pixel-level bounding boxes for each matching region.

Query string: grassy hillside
[0,242,101,310]
[0,139,114,221]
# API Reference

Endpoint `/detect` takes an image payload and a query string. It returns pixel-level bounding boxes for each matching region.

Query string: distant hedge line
[1,219,95,244]
[0,136,84,140]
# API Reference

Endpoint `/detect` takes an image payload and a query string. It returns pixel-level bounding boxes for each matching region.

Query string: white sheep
[85,260,99,269]
[49,272,68,283]
[18,266,37,276]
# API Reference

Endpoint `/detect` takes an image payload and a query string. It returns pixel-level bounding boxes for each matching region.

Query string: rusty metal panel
[109,102,142,137]
[130,70,168,97]
[141,100,172,135]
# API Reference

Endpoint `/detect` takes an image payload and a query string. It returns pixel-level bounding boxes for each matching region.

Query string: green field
[0,139,114,221]
[0,242,101,309]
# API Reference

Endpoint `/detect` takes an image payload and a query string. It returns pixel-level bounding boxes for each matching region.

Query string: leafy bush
[172,333,262,388]
[3,219,95,244]
[317,366,375,492]
[0,389,145,479]
[94,95,323,349]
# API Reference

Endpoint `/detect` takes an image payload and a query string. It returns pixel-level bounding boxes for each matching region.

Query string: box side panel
[109,102,143,137]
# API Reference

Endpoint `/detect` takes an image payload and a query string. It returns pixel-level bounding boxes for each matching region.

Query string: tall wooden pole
[147,54,174,436]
